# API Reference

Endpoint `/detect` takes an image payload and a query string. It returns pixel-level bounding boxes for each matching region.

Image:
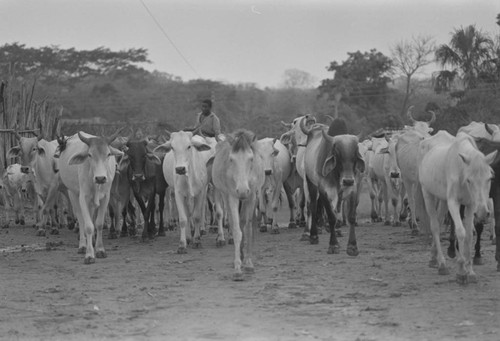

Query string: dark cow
[122,138,167,241]
[301,119,365,255]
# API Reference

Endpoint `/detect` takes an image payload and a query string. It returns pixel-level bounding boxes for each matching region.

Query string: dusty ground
[1,194,499,341]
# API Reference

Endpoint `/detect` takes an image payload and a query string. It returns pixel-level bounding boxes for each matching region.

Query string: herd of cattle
[1,108,499,283]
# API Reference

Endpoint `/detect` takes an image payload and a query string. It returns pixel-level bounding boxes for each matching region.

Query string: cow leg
[422,190,448,275]
[345,192,358,256]
[157,189,166,236]
[144,193,156,240]
[241,193,256,275]
[473,222,484,265]
[283,181,297,229]
[77,193,96,264]
[191,195,205,249]
[447,212,457,259]
[449,201,473,284]
[269,181,282,234]
[305,178,320,245]
[214,190,226,247]
[108,205,118,239]
[224,195,244,281]
[94,196,110,260]
[175,193,189,254]
[491,186,500,271]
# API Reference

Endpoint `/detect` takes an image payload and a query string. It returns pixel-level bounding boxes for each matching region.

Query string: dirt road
[1,200,499,341]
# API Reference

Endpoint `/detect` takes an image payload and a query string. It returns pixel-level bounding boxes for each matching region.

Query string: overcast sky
[2,0,500,88]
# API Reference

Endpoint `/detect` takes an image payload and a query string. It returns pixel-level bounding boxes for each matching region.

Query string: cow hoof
[309,235,319,245]
[19,219,25,226]
[67,221,75,230]
[335,229,342,237]
[177,247,188,254]
[270,228,280,235]
[50,228,59,235]
[468,273,478,283]
[84,257,95,265]
[78,247,86,254]
[244,266,255,274]
[346,245,359,257]
[456,273,469,285]
[288,222,296,229]
[216,239,226,248]
[259,225,268,233]
[191,241,202,249]
[233,272,244,281]
[128,228,137,237]
[327,245,340,254]
[384,220,391,226]
[200,229,207,236]
[473,257,484,266]
[36,229,46,237]
[438,264,450,275]
[96,251,107,259]
[411,229,420,236]
[300,234,309,241]
[15,219,20,224]
[428,259,438,268]
[447,248,456,259]
[108,232,118,239]
[228,238,234,245]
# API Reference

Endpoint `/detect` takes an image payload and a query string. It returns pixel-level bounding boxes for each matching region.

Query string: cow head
[321,130,364,192]
[7,132,44,174]
[255,138,279,176]
[224,129,262,200]
[69,131,123,185]
[154,131,211,176]
[124,138,161,182]
[407,106,435,134]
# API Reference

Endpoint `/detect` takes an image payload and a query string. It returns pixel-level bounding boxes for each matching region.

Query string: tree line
[1,19,500,139]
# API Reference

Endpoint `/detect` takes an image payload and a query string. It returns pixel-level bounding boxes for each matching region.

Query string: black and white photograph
[0,0,499,340]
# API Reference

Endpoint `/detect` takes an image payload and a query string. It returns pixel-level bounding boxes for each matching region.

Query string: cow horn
[325,115,334,122]
[280,121,292,129]
[427,110,436,125]
[78,131,91,146]
[164,130,172,140]
[299,115,312,135]
[13,130,22,141]
[406,106,416,123]
[485,123,495,135]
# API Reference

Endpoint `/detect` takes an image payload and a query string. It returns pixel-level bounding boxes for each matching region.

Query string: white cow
[211,129,265,281]
[0,164,34,227]
[57,130,123,264]
[154,131,215,253]
[418,132,496,284]
[254,138,293,234]
[7,132,72,235]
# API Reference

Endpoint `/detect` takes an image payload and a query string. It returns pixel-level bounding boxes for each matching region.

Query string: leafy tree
[282,69,316,89]
[435,25,492,91]
[319,49,393,126]
[390,35,435,117]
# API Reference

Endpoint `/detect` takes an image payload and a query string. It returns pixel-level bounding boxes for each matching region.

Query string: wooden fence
[0,80,62,172]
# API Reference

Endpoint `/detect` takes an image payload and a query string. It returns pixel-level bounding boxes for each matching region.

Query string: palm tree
[435,25,492,90]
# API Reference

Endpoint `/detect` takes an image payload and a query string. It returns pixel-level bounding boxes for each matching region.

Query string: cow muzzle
[265,169,273,176]
[236,188,251,200]
[21,166,30,174]
[95,176,107,184]
[132,173,146,181]
[342,178,355,187]
[390,172,400,179]
[474,206,491,224]
[175,166,187,175]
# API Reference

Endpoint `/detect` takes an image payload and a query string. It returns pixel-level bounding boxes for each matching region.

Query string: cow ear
[154,142,172,154]
[146,153,162,166]
[7,146,21,159]
[280,132,293,145]
[109,146,124,157]
[378,147,389,154]
[37,146,46,156]
[485,150,498,166]
[69,151,89,165]
[458,152,470,165]
[322,155,336,176]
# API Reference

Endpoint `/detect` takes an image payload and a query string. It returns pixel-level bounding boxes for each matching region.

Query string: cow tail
[414,182,430,235]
